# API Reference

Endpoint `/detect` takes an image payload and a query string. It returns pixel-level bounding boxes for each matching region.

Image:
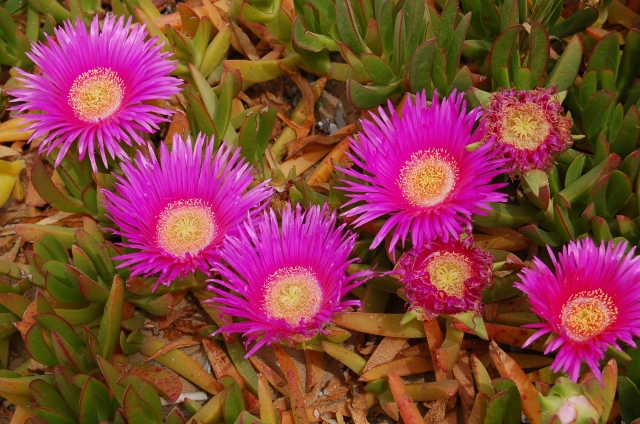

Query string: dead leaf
[364,337,408,373]
[142,337,201,363]
[284,134,344,159]
[277,63,315,138]
[203,338,244,386]
[304,350,325,392]
[249,356,289,396]
[156,304,200,330]
[452,351,474,423]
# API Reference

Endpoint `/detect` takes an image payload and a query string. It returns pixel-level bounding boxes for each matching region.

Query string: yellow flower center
[156,199,217,258]
[560,289,618,343]
[425,252,472,298]
[263,266,322,325]
[68,67,124,123]
[397,149,458,207]
[500,103,551,151]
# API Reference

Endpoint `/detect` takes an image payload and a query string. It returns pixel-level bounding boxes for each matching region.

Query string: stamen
[397,149,458,207]
[560,289,618,343]
[156,199,216,258]
[500,103,551,150]
[426,252,472,298]
[263,266,322,325]
[68,67,124,123]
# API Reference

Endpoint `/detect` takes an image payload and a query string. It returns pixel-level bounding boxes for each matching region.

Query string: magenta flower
[103,134,272,286]
[10,14,181,171]
[395,236,493,320]
[516,239,640,382]
[483,87,572,175]
[338,91,507,252]
[208,204,366,355]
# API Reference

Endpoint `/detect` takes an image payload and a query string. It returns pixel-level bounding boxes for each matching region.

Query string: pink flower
[338,91,507,252]
[516,239,640,382]
[103,134,272,286]
[208,204,366,355]
[10,14,181,171]
[395,236,493,319]
[483,87,572,175]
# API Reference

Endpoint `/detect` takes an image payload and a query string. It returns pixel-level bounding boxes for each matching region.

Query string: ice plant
[516,238,640,382]
[10,14,181,171]
[395,236,493,319]
[338,91,507,252]
[209,204,365,355]
[483,87,572,175]
[103,134,272,286]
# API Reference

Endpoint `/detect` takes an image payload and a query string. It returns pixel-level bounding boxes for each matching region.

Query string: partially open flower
[103,134,272,286]
[483,87,572,175]
[516,238,640,382]
[10,14,181,171]
[208,204,366,355]
[395,236,493,320]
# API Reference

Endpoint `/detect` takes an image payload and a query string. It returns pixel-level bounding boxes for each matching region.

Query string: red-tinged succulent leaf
[0,293,30,317]
[586,31,619,75]
[45,271,84,303]
[221,340,259,395]
[360,53,396,85]
[583,91,617,145]
[335,0,366,55]
[224,382,245,424]
[52,366,81,416]
[545,35,582,93]
[257,374,277,424]
[359,356,434,382]
[527,22,549,84]
[96,356,125,405]
[97,275,125,360]
[388,372,426,424]
[31,156,89,214]
[488,25,519,88]
[321,340,366,374]
[378,389,399,420]
[140,336,223,395]
[29,378,75,419]
[471,355,495,397]
[249,357,289,396]
[446,13,471,84]
[454,322,546,351]
[78,376,101,424]
[405,380,459,401]
[78,274,109,304]
[617,29,640,97]
[274,345,308,424]
[165,407,187,424]
[25,324,58,366]
[332,313,426,338]
[129,363,182,402]
[33,408,77,424]
[409,38,438,95]
[468,392,490,424]
[594,170,633,219]
[122,384,152,424]
[51,330,89,373]
[34,313,81,351]
[489,341,541,424]
[127,293,174,316]
[435,326,463,373]
[492,378,522,424]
